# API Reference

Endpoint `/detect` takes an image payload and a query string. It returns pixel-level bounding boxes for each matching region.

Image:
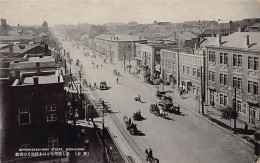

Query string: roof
[0,44,39,54]
[157,22,172,26]
[0,43,10,49]
[0,35,34,41]
[202,29,236,35]
[251,23,260,28]
[27,56,55,63]
[38,32,48,37]
[22,75,57,85]
[204,32,260,50]
[95,34,147,42]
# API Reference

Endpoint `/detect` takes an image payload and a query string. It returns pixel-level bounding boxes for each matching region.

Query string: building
[10,69,65,128]
[0,44,51,58]
[167,31,199,49]
[134,42,177,78]
[204,32,260,127]
[95,34,147,61]
[248,23,260,32]
[160,48,203,96]
[9,55,57,78]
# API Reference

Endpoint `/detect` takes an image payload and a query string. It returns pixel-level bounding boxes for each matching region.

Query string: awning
[166,72,173,76]
[248,100,259,106]
[134,57,142,61]
[182,79,191,83]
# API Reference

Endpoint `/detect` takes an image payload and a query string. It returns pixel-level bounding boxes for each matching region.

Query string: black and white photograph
[0,0,260,162]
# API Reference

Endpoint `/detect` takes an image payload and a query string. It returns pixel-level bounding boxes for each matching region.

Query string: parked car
[100,81,108,90]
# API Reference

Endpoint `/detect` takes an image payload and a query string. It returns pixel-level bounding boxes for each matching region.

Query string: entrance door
[249,107,256,124]
[210,90,215,106]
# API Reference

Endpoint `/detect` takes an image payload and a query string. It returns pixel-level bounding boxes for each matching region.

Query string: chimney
[36,62,40,74]
[244,35,250,46]
[33,76,38,85]
[45,45,48,55]
[14,67,20,80]
[9,44,14,57]
[58,75,60,82]
[216,34,222,45]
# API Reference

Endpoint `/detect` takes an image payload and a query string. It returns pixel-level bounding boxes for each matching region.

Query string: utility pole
[101,100,106,163]
[124,54,126,71]
[234,87,237,134]
[200,66,204,115]
[162,68,165,90]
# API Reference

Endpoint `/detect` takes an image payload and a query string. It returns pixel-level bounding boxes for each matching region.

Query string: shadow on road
[163,117,174,121]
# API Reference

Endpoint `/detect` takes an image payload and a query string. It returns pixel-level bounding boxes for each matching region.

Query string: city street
[55,33,255,163]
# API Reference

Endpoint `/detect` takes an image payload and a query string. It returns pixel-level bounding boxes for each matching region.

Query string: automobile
[100,81,108,90]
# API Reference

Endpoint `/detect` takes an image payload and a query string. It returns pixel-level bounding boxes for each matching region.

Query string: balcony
[233,67,243,74]
[219,64,228,71]
[247,93,259,104]
[219,84,228,91]
[248,70,260,79]
[208,62,216,68]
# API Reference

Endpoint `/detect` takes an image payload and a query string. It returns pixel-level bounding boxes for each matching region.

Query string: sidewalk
[112,60,256,150]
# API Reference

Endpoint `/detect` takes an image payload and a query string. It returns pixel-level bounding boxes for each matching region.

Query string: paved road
[55,33,255,163]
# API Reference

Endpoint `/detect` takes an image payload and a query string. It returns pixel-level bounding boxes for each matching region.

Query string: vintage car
[99,81,108,90]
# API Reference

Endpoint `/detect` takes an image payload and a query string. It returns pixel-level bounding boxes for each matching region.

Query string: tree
[222,106,239,133]
[42,21,48,28]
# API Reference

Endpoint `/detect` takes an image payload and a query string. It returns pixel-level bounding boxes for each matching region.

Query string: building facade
[95,34,147,62]
[204,32,260,126]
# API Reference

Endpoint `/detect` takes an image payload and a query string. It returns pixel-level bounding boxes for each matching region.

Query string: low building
[10,69,65,129]
[204,32,260,127]
[167,31,199,49]
[134,42,177,78]
[95,34,147,62]
[160,48,203,97]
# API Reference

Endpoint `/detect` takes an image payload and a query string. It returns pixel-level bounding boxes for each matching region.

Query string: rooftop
[22,75,57,85]
[0,44,40,54]
[0,43,10,49]
[204,32,260,50]
[0,35,34,41]
[95,34,147,42]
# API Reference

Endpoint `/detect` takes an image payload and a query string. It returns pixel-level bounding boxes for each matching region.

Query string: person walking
[97,65,98,69]
[244,122,248,134]
[116,77,118,84]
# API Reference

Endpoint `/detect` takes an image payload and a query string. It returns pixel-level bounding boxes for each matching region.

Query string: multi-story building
[204,32,260,126]
[94,34,147,62]
[134,42,177,77]
[161,48,204,96]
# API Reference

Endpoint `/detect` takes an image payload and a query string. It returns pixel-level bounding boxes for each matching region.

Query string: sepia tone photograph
[0,0,260,162]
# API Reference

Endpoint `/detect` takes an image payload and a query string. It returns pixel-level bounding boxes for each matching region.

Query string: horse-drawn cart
[113,69,120,76]
[150,103,168,117]
[123,116,139,135]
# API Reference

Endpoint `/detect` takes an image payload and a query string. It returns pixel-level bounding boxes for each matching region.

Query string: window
[165,61,168,68]
[220,74,227,85]
[255,57,259,70]
[197,69,201,78]
[46,104,56,112]
[187,67,190,75]
[238,55,242,67]
[224,53,228,64]
[183,66,186,73]
[248,56,254,69]
[237,101,241,112]
[220,53,224,64]
[48,136,58,148]
[169,63,172,69]
[220,94,227,106]
[209,71,215,82]
[18,107,30,126]
[47,114,57,122]
[209,51,216,63]
[233,54,237,66]
[193,68,196,77]
[254,82,259,95]
[248,81,258,95]
[233,77,242,89]
[193,85,197,94]
[173,63,175,71]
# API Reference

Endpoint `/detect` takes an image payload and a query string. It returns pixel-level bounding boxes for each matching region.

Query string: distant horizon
[3,16,260,28]
[1,0,260,27]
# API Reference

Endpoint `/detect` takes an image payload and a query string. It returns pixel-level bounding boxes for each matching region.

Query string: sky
[0,0,260,26]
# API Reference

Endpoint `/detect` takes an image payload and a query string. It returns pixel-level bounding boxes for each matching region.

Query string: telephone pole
[200,66,204,115]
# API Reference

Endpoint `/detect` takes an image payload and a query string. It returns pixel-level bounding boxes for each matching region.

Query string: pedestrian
[97,65,98,69]
[244,122,248,134]
[101,64,102,68]
[148,148,153,159]
[128,117,131,125]
[84,139,89,151]
[116,77,118,84]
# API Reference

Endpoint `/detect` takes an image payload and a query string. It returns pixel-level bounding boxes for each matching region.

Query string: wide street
[55,32,255,163]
